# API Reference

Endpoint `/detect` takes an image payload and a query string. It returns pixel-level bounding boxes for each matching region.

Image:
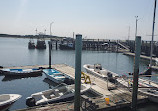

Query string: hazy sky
[0,0,158,40]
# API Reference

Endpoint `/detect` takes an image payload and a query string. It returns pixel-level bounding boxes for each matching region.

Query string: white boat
[0,94,21,111]
[26,83,91,107]
[43,69,73,84]
[117,77,158,103]
[83,64,119,80]
[155,58,158,66]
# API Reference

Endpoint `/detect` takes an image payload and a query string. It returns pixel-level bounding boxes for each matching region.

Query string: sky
[0,0,158,40]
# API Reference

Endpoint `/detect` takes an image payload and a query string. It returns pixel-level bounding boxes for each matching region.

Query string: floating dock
[4,64,148,111]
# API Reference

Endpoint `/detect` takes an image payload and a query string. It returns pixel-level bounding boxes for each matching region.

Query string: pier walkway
[9,64,148,111]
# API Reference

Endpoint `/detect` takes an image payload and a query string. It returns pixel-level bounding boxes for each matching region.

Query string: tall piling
[49,41,52,69]
[131,36,141,111]
[74,34,82,111]
[56,41,58,50]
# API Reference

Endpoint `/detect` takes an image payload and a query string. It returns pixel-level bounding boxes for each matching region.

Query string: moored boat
[0,68,43,76]
[117,77,158,103]
[83,64,119,81]
[26,83,91,107]
[59,43,75,50]
[43,69,74,84]
[0,94,21,111]
[28,40,35,49]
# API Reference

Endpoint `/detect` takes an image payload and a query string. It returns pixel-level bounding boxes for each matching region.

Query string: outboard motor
[107,73,116,83]
[26,97,36,107]
[64,78,74,85]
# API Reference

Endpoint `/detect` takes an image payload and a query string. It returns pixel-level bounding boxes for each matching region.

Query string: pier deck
[5,64,148,111]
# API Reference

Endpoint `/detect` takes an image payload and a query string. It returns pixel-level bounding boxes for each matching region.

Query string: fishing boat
[43,69,74,84]
[0,68,42,76]
[28,40,35,49]
[0,94,21,111]
[83,64,119,81]
[26,83,91,107]
[36,39,46,49]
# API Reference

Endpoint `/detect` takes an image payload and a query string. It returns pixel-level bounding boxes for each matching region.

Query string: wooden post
[74,34,82,111]
[49,41,52,69]
[131,36,141,111]
[56,41,58,50]
[117,40,119,52]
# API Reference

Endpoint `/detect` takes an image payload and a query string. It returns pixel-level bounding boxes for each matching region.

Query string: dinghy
[26,83,91,107]
[0,94,21,111]
[0,68,42,76]
[43,69,74,84]
[83,64,118,81]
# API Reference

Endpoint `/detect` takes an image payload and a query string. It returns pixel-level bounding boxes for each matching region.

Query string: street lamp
[50,22,54,36]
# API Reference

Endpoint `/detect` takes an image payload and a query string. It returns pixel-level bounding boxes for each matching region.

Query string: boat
[155,58,158,66]
[0,68,43,76]
[117,76,158,103]
[26,83,91,107]
[0,94,21,111]
[59,43,75,50]
[83,64,119,81]
[28,40,35,49]
[36,39,46,49]
[43,69,74,84]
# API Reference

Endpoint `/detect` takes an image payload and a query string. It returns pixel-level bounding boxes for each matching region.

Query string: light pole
[50,22,53,36]
[135,16,139,37]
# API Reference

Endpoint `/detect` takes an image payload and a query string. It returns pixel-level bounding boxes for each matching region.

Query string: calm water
[0,37,158,110]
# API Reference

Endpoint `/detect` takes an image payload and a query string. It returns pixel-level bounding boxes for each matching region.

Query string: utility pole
[35,28,38,35]
[128,26,130,41]
[50,22,53,36]
[135,16,139,37]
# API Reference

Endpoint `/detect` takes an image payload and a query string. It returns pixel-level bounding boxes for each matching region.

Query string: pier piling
[74,34,82,111]
[131,36,141,111]
[49,41,52,69]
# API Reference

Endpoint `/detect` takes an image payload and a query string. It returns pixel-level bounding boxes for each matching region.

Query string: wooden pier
[8,64,149,111]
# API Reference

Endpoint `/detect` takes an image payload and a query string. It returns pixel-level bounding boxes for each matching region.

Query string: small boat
[43,69,74,84]
[26,83,91,107]
[36,39,46,49]
[28,40,35,49]
[0,94,21,111]
[83,64,119,81]
[117,77,158,103]
[0,68,43,76]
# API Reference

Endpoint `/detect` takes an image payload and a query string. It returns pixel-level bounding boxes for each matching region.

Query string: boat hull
[0,102,14,111]
[59,44,75,50]
[1,69,42,77]
[44,73,63,83]
[0,94,21,111]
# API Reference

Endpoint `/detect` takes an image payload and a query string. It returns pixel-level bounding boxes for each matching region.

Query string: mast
[150,0,157,67]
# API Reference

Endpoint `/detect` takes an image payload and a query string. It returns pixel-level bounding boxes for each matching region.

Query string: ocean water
[0,37,157,110]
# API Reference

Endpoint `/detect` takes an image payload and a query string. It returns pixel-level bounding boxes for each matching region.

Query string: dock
[4,64,148,111]
[123,52,156,61]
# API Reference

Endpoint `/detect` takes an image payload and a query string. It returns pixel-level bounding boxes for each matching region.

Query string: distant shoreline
[0,34,66,39]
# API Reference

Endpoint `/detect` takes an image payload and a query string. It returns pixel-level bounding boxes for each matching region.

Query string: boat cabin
[94,64,102,72]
